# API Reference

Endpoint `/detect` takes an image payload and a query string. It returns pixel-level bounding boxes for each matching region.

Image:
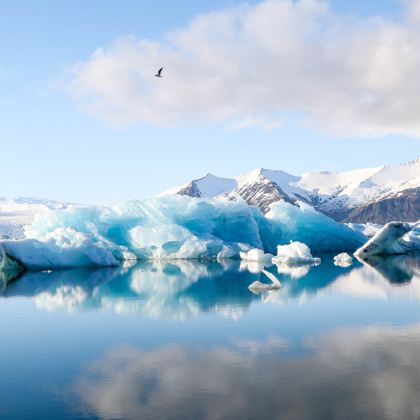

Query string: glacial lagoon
[1,255,420,419]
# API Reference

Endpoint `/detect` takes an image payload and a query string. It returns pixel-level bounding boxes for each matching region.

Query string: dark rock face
[227,176,296,214]
[342,188,420,224]
[176,180,419,224]
[178,182,202,198]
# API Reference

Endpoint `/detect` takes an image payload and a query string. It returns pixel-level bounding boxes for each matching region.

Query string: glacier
[355,221,420,257]
[1,196,366,269]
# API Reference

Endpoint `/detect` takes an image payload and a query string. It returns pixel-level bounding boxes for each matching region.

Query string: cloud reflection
[74,323,420,420]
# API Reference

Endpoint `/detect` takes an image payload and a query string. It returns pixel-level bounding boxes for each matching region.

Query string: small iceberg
[334,252,353,267]
[272,241,321,265]
[248,269,282,294]
[355,221,420,257]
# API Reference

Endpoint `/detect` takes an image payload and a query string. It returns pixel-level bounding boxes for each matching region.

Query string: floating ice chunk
[239,248,273,262]
[334,252,353,267]
[272,241,321,265]
[355,221,420,257]
[248,269,281,294]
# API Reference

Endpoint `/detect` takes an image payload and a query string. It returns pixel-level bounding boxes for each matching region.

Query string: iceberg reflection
[3,256,420,318]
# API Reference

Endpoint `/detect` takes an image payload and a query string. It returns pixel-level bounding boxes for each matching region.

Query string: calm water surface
[1,255,420,419]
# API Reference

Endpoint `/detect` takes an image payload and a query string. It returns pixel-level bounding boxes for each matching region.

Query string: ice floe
[334,252,353,267]
[272,241,321,265]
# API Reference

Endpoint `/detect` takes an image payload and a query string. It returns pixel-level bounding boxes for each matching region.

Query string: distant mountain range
[160,158,420,224]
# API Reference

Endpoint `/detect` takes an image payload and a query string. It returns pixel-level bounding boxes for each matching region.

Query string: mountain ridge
[160,159,420,223]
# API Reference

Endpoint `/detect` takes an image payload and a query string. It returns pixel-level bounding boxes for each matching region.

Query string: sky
[0,0,419,205]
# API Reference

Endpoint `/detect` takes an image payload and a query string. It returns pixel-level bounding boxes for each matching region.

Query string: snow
[272,241,321,265]
[0,196,366,269]
[334,252,353,267]
[295,167,381,202]
[354,221,420,257]
[160,158,420,211]
[159,173,237,198]
[194,174,237,197]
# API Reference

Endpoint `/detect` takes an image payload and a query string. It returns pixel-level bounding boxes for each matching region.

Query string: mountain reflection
[2,255,420,318]
[74,323,420,420]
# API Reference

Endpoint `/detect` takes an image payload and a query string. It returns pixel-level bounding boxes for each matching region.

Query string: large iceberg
[355,221,420,257]
[1,196,366,269]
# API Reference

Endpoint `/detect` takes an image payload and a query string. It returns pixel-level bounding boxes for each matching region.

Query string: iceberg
[272,241,321,265]
[265,201,366,252]
[0,244,22,292]
[0,196,366,269]
[239,248,273,262]
[334,252,353,267]
[355,221,420,257]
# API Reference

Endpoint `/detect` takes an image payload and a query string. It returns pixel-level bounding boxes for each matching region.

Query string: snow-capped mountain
[160,159,420,223]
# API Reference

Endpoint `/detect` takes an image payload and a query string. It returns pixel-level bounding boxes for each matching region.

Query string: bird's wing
[261,270,281,286]
[158,67,163,75]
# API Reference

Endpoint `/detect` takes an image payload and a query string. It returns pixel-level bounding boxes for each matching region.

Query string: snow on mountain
[161,159,420,223]
[159,173,237,198]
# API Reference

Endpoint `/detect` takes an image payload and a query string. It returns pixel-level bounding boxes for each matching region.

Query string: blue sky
[0,0,418,204]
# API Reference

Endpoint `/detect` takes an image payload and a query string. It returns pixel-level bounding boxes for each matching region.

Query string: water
[1,255,420,419]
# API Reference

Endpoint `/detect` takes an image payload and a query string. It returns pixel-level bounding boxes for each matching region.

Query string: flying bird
[155,67,163,78]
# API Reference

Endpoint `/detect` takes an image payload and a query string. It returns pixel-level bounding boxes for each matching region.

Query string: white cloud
[65,0,420,136]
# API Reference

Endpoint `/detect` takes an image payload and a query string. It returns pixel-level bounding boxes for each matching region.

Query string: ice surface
[355,221,420,257]
[334,252,353,267]
[0,196,70,240]
[346,223,383,238]
[1,196,366,269]
[239,248,273,262]
[0,244,22,291]
[272,241,321,265]
[265,201,366,253]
